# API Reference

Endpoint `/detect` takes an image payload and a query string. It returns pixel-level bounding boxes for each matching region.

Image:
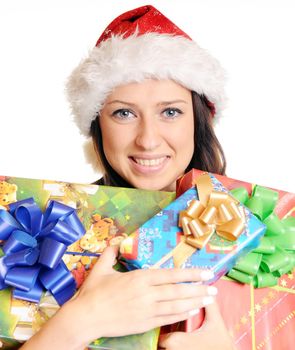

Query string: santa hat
[66,5,226,136]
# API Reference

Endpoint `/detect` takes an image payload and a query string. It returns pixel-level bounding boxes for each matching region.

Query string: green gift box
[0,175,174,349]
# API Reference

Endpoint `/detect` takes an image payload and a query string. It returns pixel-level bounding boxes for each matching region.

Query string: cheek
[182,132,195,159]
[171,121,195,154]
[102,131,121,164]
[100,121,131,165]
[102,130,116,153]
[99,121,119,163]
[184,116,195,151]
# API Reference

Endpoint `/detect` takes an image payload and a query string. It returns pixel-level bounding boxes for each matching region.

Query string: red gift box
[213,274,295,350]
[177,169,295,350]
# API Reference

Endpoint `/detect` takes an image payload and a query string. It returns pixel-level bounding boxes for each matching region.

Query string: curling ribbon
[227,185,295,287]
[179,173,246,250]
[0,198,85,304]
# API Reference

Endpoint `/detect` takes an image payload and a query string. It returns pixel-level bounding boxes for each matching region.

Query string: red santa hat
[66,5,226,136]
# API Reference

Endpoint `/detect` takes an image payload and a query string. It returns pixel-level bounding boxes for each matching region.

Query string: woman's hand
[21,245,218,350]
[67,245,218,345]
[158,302,235,350]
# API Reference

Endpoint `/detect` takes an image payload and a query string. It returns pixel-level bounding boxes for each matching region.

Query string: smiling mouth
[131,156,168,166]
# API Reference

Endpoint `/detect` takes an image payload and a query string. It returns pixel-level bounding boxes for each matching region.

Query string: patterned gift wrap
[214,274,295,350]
[179,169,295,350]
[0,175,174,350]
[120,172,266,284]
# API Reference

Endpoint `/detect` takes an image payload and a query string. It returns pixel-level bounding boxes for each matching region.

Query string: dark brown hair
[90,91,226,187]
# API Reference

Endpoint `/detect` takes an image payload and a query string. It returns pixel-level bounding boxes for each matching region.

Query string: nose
[135,117,162,151]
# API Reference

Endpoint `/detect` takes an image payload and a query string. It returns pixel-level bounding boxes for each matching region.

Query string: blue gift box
[120,173,267,283]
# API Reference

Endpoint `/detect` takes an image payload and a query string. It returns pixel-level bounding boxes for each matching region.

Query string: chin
[135,184,162,191]
[132,180,175,192]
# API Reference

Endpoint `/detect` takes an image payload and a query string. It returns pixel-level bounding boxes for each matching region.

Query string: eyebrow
[106,99,188,107]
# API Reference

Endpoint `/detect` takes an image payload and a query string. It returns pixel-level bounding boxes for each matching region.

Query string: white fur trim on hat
[66,33,226,136]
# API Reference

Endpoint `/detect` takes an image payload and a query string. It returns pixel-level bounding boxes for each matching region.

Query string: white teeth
[134,157,166,166]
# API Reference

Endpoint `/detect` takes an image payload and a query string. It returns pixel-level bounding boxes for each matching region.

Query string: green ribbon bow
[227,185,295,288]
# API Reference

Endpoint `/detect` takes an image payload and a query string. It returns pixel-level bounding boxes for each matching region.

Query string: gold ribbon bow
[151,173,246,269]
[180,173,246,250]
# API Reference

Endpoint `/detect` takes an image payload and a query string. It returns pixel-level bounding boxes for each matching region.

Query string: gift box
[0,175,175,350]
[120,172,266,284]
[214,274,295,350]
[180,169,295,350]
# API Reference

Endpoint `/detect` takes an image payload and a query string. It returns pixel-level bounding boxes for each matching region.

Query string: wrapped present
[0,175,175,350]
[120,172,266,284]
[180,169,295,349]
[213,274,295,350]
[88,329,160,350]
[184,273,295,349]
[177,169,295,287]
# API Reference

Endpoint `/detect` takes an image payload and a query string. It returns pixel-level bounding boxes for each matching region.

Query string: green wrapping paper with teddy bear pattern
[0,175,174,350]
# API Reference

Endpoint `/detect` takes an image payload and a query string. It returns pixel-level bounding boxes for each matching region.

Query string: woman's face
[99,79,195,191]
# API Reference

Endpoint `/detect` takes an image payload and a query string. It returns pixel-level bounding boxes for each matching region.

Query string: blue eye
[163,108,183,119]
[112,109,135,120]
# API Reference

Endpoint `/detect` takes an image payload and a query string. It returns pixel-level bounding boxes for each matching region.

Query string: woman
[21,5,234,350]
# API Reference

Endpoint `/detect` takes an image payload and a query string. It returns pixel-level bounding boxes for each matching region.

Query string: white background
[0,0,294,192]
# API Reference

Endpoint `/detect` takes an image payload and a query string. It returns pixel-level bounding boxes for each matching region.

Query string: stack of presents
[0,169,294,349]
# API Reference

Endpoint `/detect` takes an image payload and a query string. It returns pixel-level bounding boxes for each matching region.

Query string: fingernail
[200,270,214,281]
[189,308,200,316]
[207,286,218,296]
[202,296,214,306]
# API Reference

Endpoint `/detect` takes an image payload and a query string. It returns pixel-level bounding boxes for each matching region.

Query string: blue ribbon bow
[0,198,85,305]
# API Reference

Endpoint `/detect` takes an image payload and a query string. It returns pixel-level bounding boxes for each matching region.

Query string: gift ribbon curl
[179,174,246,250]
[227,185,295,287]
[0,198,85,304]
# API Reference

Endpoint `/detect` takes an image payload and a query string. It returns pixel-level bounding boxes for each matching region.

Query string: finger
[158,332,183,349]
[83,246,119,287]
[203,300,224,323]
[145,268,214,286]
[154,284,217,302]
[158,332,173,349]
[155,295,215,316]
[152,310,199,330]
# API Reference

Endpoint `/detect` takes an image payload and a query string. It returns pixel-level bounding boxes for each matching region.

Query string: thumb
[202,301,224,324]
[84,245,119,287]
[94,245,119,272]
[158,332,172,349]
[74,245,119,296]
[158,332,181,349]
